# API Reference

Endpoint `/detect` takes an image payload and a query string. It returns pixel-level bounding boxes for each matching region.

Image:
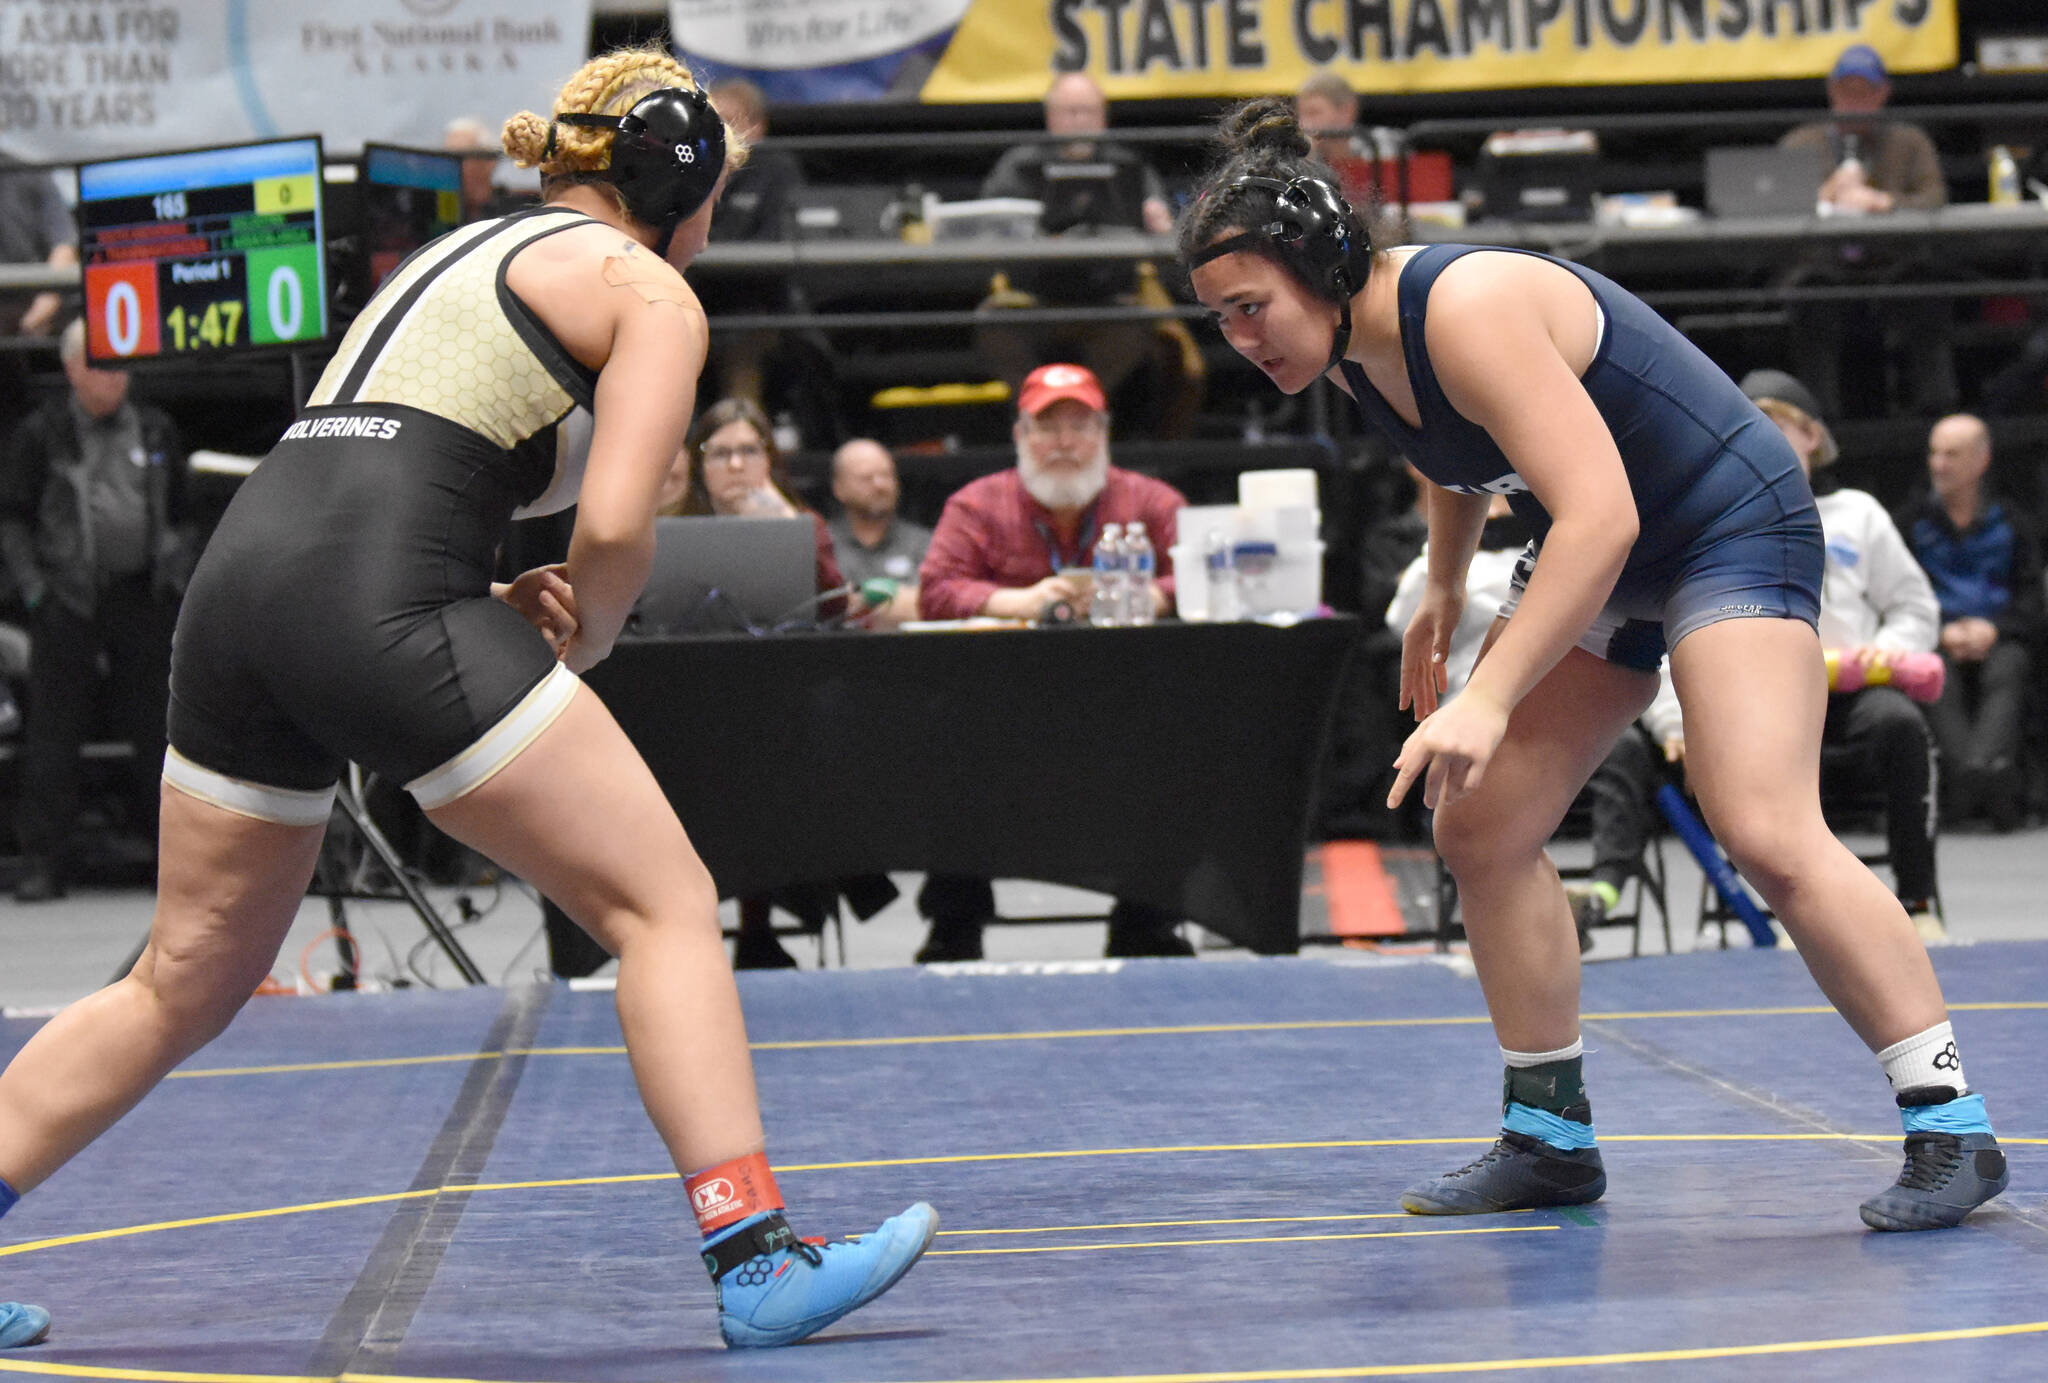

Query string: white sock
[1876,1021,1966,1099]
[1501,1039,1582,1068]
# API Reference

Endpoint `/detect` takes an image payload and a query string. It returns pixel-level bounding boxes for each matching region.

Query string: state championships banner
[671,0,1956,104]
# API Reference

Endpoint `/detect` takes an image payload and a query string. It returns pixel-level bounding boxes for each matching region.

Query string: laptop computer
[1037,158,1148,235]
[1704,146,1830,218]
[630,516,817,636]
[790,184,898,240]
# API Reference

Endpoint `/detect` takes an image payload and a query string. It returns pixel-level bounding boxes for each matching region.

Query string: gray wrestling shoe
[1400,1130,1606,1215]
[1860,1131,2008,1231]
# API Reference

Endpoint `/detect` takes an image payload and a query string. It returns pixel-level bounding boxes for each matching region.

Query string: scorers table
[584,617,1361,955]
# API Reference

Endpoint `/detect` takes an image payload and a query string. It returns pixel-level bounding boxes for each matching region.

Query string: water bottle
[1124,521,1156,625]
[1205,525,1239,622]
[1091,522,1125,627]
[1990,145,2022,206]
[1234,539,1279,617]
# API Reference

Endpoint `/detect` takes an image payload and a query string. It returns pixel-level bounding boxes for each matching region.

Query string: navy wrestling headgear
[558,85,725,255]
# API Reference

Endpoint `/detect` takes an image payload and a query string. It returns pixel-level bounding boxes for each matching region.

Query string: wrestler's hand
[1388,689,1509,812]
[1398,583,1462,721]
[493,564,579,655]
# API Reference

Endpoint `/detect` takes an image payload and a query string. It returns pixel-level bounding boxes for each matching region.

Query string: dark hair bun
[1219,98,1312,161]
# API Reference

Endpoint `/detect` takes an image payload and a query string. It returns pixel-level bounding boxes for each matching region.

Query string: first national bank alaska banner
[0,0,593,162]
[672,0,1956,104]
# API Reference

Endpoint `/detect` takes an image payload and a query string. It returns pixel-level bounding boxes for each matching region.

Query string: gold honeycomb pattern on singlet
[309,210,587,450]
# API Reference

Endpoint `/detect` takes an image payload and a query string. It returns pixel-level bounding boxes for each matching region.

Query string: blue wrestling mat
[2,942,2044,1381]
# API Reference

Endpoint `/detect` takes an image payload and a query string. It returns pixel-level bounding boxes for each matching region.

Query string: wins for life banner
[672,0,1954,104]
[0,0,593,163]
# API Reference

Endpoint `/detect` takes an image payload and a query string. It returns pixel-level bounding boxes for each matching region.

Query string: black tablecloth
[583,618,1359,955]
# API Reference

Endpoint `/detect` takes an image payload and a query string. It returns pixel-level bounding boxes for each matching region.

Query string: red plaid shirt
[917,466,1186,620]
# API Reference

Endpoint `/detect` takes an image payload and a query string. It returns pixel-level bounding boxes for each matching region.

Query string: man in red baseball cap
[911,362,1193,961]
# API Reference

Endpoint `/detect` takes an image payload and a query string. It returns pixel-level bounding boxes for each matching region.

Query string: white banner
[0,0,593,163]
[672,0,970,71]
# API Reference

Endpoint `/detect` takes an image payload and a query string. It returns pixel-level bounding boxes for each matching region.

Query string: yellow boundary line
[7,1134,2042,1260]
[1,1150,2043,1382]
[160,1001,2048,1081]
[0,1318,2042,1383]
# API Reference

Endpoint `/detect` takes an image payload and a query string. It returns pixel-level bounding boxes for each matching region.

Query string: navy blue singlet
[1342,243,1822,669]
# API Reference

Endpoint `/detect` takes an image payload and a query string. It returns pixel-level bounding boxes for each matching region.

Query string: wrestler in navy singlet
[1342,243,1823,670]
[166,206,602,823]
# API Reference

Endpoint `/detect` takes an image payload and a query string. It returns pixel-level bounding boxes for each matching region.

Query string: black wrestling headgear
[1188,174,1371,302]
[1188,173,1370,373]
[558,86,725,256]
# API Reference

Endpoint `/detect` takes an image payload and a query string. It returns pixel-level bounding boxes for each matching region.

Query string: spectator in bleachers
[441,117,530,221]
[912,363,1190,961]
[1901,413,2041,832]
[707,80,802,243]
[1569,370,1945,943]
[672,399,856,967]
[1294,71,1385,215]
[671,397,846,603]
[1781,46,1945,216]
[0,156,78,443]
[974,74,1203,436]
[1384,492,1529,698]
[0,320,189,901]
[918,363,1178,621]
[1777,44,1952,417]
[984,73,1173,235]
[696,80,834,442]
[828,438,927,625]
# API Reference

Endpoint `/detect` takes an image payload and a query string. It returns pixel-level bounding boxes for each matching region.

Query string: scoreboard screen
[76,137,328,365]
[361,143,464,290]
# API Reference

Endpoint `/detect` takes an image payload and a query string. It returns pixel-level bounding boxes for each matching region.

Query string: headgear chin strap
[559,85,725,257]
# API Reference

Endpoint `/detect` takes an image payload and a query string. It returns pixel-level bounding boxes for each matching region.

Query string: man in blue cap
[1781,44,1945,215]
[1777,43,1951,418]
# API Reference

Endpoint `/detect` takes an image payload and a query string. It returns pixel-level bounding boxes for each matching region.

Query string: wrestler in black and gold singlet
[166,207,603,824]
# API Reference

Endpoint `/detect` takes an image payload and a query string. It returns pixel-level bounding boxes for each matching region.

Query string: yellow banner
[922,0,1957,102]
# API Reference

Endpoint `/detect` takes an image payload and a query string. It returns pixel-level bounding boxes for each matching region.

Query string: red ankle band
[684,1150,783,1235]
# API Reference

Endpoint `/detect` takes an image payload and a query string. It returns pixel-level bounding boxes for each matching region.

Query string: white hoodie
[1642,486,1937,742]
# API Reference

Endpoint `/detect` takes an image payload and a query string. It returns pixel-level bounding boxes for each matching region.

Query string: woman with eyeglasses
[666,397,847,607]
[0,47,933,1354]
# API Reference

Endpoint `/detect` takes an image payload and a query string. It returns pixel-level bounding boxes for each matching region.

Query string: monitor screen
[359,142,464,290]
[75,136,328,365]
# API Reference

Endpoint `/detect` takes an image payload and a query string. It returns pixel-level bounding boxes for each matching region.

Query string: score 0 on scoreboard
[77,137,328,364]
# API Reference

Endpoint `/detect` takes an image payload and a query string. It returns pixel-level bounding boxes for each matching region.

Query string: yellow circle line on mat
[8,1134,2043,1261]
[158,1000,2048,1080]
[0,1319,2042,1383]
[936,1210,1494,1236]
[924,1225,1557,1256]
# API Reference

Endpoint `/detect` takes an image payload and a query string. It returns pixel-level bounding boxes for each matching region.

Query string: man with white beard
[917,363,1182,622]
[910,362,1191,961]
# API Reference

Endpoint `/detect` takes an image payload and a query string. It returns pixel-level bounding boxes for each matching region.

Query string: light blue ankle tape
[1503,1102,1597,1150]
[1902,1092,1992,1136]
[0,1176,17,1218]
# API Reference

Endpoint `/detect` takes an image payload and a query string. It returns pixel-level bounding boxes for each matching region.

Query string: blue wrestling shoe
[0,1302,50,1348]
[704,1203,938,1349]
